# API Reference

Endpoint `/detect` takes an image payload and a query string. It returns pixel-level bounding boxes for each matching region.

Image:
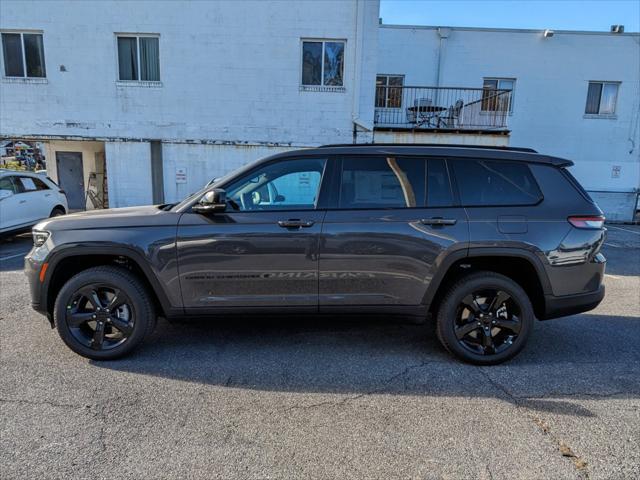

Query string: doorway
[56,151,85,210]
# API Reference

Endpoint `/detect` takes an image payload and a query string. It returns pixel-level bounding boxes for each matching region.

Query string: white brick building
[1,1,638,220]
[0,0,379,207]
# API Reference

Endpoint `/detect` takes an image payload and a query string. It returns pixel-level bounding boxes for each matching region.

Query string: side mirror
[192,188,227,214]
[0,190,13,201]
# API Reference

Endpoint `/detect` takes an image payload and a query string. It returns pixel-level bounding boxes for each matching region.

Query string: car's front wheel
[53,266,156,360]
[436,272,534,365]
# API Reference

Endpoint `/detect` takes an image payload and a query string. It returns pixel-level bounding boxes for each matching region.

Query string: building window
[301,40,345,88]
[117,35,160,82]
[1,32,46,78]
[481,78,514,113]
[585,81,619,115]
[375,75,404,108]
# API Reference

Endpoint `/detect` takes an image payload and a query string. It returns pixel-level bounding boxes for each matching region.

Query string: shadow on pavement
[92,312,640,418]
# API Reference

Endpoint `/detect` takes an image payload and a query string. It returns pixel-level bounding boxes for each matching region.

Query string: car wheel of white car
[50,207,65,217]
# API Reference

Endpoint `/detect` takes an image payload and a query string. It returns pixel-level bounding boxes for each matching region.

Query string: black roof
[290,143,573,167]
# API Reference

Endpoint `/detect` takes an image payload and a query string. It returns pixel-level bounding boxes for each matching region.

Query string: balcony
[374,86,512,132]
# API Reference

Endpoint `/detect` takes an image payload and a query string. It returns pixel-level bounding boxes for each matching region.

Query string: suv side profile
[25,145,606,364]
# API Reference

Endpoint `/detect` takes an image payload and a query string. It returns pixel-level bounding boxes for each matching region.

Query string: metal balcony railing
[374,86,512,131]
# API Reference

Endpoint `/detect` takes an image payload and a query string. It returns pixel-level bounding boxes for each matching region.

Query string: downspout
[351,0,372,143]
[435,27,451,105]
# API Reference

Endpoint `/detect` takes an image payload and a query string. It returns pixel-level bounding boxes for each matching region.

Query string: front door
[177,156,328,311]
[319,156,469,308]
[56,152,84,210]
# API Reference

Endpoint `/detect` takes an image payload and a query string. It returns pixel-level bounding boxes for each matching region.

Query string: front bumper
[24,250,48,316]
[540,284,605,320]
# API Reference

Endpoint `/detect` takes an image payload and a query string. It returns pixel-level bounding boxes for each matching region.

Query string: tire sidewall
[438,274,534,365]
[54,268,150,360]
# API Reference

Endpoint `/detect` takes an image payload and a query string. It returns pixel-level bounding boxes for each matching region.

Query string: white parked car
[0,169,68,236]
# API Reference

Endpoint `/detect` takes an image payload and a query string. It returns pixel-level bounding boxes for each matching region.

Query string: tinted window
[225,158,326,211]
[32,177,50,190]
[0,176,17,194]
[17,176,40,192]
[339,156,425,209]
[452,159,542,206]
[427,159,454,207]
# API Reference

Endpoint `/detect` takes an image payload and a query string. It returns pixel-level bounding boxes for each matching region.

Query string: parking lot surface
[1,226,639,479]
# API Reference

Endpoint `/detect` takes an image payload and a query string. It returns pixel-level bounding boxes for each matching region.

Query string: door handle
[420,217,457,226]
[19,200,27,204]
[277,219,315,229]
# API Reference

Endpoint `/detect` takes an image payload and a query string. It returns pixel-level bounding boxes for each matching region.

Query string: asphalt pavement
[1,226,639,479]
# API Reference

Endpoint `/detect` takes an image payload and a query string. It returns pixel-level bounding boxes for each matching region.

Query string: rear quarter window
[451,159,542,206]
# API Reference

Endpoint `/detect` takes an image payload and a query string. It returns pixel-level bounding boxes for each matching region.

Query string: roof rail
[318,143,538,153]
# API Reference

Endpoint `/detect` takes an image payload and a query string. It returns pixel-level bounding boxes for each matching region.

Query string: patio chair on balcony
[438,99,464,128]
[406,98,433,124]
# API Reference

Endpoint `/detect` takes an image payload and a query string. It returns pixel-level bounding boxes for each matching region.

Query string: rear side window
[427,159,454,207]
[16,176,40,192]
[451,159,542,206]
[339,156,425,209]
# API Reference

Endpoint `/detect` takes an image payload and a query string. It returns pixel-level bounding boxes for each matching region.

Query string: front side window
[481,78,514,112]
[302,40,344,87]
[585,81,619,115]
[225,158,327,211]
[117,35,160,81]
[339,157,425,209]
[0,176,17,194]
[451,159,542,206]
[1,32,46,78]
[375,75,404,108]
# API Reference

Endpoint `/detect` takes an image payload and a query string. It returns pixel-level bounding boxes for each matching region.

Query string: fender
[41,243,180,317]
[421,246,553,306]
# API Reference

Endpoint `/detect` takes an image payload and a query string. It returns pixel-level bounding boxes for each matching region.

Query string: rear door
[319,155,469,309]
[56,152,85,210]
[176,156,329,311]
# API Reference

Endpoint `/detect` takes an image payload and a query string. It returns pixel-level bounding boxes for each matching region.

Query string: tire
[53,266,156,360]
[50,207,65,217]
[436,271,534,365]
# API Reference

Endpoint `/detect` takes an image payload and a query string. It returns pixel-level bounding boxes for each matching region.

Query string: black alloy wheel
[65,284,134,351]
[436,271,534,365]
[54,266,156,360]
[454,289,522,356]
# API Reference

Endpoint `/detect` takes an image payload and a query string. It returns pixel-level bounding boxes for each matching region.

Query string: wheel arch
[44,246,174,320]
[424,248,551,320]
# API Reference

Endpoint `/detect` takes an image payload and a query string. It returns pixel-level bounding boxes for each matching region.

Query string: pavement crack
[283,360,431,412]
[478,368,590,479]
[0,397,89,410]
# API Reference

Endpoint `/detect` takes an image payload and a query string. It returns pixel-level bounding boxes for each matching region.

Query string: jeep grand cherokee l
[25,144,606,364]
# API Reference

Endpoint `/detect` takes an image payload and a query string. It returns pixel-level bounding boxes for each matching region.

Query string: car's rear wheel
[53,266,156,360]
[50,206,65,217]
[436,272,534,365]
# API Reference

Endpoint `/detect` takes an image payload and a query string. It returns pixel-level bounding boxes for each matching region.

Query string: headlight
[32,230,50,247]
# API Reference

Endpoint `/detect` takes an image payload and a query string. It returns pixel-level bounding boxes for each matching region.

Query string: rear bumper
[540,284,605,320]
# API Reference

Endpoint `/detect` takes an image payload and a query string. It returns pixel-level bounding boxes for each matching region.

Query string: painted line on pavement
[607,225,640,235]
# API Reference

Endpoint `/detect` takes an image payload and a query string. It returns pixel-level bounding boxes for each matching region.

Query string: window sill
[116,80,163,88]
[583,114,617,120]
[2,77,48,84]
[300,85,345,93]
[479,110,513,116]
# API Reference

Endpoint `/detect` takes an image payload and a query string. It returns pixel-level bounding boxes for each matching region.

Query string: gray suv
[25,144,606,364]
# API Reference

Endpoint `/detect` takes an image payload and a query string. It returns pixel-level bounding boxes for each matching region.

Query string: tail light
[568,215,605,229]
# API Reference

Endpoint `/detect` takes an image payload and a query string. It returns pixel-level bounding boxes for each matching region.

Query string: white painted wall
[378,25,640,200]
[0,0,379,146]
[104,142,153,207]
